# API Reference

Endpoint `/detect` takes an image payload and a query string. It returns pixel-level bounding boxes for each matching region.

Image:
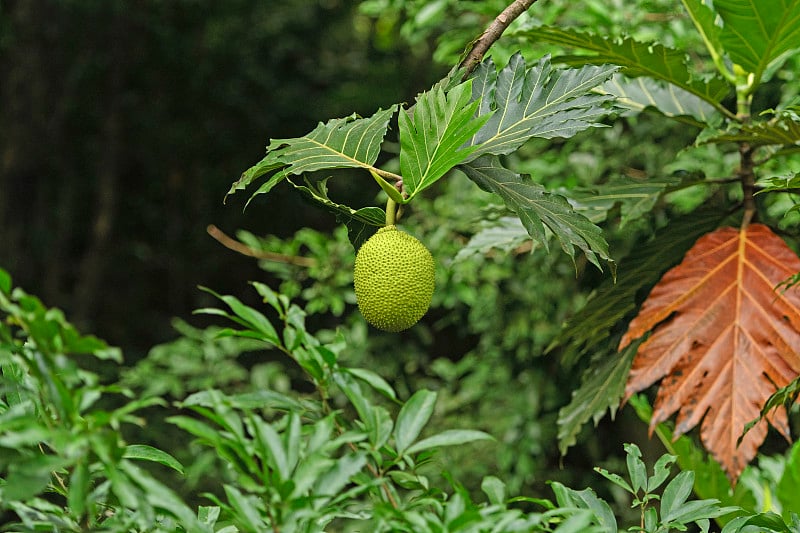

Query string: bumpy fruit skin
[354,225,435,332]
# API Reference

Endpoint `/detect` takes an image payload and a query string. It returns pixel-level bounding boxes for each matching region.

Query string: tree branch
[206,224,316,267]
[459,0,539,77]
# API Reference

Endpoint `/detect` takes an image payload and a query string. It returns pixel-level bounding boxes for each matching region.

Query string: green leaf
[123,444,185,474]
[599,74,720,127]
[624,442,647,495]
[399,79,489,202]
[224,484,265,533]
[122,462,205,531]
[197,287,280,346]
[0,268,11,295]
[556,346,636,456]
[680,0,727,76]
[468,53,617,157]
[551,205,730,367]
[405,429,494,455]
[777,442,800,516]
[628,394,757,515]
[344,367,398,402]
[460,155,613,272]
[289,177,386,227]
[314,453,367,497]
[454,216,531,261]
[481,476,506,505]
[521,26,730,112]
[699,114,800,147]
[661,470,696,522]
[248,414,290,481]
[570,174,686,228]
[228,105,397,204]
[394,389,437,453]
[714,0,800,86]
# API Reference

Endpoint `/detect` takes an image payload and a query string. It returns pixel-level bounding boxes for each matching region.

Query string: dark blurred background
[0,0,440,356]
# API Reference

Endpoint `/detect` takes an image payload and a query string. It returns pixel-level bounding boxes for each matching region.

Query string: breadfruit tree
[227,0,800,486]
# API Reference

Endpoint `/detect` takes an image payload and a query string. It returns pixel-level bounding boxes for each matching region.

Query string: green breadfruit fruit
[354,225,435,332]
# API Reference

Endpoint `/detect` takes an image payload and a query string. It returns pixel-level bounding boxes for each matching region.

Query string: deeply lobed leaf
[622,224,800,483]
[467,53,617,157]
[399,80,489,201]
[228,106,397,205]
[520,26,731,113]
[459,155,613,272]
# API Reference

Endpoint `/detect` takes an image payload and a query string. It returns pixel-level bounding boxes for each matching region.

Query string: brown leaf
[621,224,800,483]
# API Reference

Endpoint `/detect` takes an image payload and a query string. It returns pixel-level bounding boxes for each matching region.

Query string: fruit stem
[385,197,397,226]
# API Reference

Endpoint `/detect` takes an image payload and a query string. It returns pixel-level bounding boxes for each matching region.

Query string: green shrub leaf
[394,389,437,453]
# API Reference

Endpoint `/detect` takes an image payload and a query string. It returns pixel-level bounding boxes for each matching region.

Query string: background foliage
[4,0,800,531]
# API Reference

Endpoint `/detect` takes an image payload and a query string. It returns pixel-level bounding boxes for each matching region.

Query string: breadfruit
[354,225,435,332]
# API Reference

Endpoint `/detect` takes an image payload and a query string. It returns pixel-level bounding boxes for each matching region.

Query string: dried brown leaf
[621,224,800,483]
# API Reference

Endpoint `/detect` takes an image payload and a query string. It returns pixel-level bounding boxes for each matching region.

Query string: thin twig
[459,0,539,77]
[206,224,316,267]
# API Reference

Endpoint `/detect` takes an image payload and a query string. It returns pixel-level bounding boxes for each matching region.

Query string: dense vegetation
[3,0,800,531]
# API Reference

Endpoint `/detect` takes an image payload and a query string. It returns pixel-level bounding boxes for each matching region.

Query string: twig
[206,224,317,267]
[459,0,539,77]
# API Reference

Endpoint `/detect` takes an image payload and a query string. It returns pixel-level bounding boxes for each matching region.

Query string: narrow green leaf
[394,389,437,453]
[714,0,800,85]
[198,287,280,346]
[399,79,489,201]
[249,414,289,481]
[229,105,398,204]
[314,453,367,497]
[344,367,398,402]
[405,429,494,455]
[224,484,265,533]
[290,176,385,226]
[460,155,613,272]
[67,459,90,519]
[468,53,617,157]
[454,217,531,261]
[593,467,634,495]
[557,346,636,456]
[123,462,205,530]
[599,74,720,127]
[624,443,647,495]
[521,26,730,111]
[123,444,185,475]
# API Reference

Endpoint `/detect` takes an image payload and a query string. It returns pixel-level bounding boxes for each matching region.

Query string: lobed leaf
[599,74,721,127]
[520,26,730,113]
[570,174,686,228]
[622,224,800,483]
[467,53,617,157]
[399,80,489,201]
[228,106,397,205]
[460,155,613,272]
[698,114,800,147]
[557,345,636,456]
[714,0,800,86]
